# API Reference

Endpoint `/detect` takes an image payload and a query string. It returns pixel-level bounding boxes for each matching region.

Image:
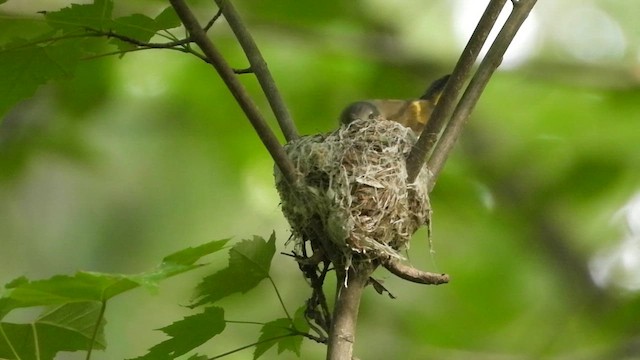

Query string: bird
[339,75,449,134]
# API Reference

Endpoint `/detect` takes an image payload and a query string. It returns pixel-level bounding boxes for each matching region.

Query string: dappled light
[453,0,540,69]
[553,4,627,64]
[591,192,640,291]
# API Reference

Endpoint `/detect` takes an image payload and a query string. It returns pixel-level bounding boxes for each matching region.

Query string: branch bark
[169,0,299,185]
[406,0,508,183]
[382,257,450,285]
[426,0,538,190]
[215,0,299,142]
[326,264,376,360]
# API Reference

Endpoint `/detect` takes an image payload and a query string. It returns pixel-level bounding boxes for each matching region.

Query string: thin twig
[426,0,538,190]
[406,0,508,183]
[381,258,449,285]
[83,28,213,62]
[234,67,253,74]
[85,28,191,48]
[215,0,299,142]
[317,262,332,329]
[81,46,209,64]
[169,0,299,185]
[3,27,211,64]
[86,300,107,360]
[203,8,224,32]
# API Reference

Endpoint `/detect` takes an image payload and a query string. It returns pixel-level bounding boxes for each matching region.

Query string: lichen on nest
[274,118,431,263]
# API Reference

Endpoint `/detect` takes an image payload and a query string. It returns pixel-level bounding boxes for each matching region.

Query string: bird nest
[274,118,431,265]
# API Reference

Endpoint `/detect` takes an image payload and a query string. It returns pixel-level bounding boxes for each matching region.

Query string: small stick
[382,257,450,285]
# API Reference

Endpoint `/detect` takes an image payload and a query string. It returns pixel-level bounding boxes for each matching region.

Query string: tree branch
[169,0,299,185]
[381,257,450,285]
[215,0,299,142]
[406,0,508,183]
[326,264,376,360]
[426,0,538,190]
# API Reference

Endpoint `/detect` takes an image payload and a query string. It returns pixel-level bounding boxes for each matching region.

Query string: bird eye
[368,113,376,120]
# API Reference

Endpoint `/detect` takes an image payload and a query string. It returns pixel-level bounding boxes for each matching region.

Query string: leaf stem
[0,323,22,360]
[31,323,40,360]
[84,28,191,48]
[81,45,209,63]
[208,333,297,359]
[85,300,107,360]
[268,276,292,321]
[225,320,266,326]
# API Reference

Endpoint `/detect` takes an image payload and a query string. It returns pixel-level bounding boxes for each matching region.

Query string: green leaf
[192,234,276,306]
[110,6,181,47]
[44,0,113,33]
[154,6,182,30]
[187,355,208,360]
[109,13,160,51]
[130,306,225,360]
[253,318,292,359]
[162,238,230,266]
[253,307,309,359]
[282,306,310,356]
[292,305,311,337]
[0,302,106,360]
[0,238,229,319]
[1,2,183,119]
[0,38,82,118]
[0,16,53,43]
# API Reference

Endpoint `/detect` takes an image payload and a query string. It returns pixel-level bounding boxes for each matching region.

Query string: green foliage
[0,302,106,360]
[0,234,308,359]
[254,307,310,359]
[0,38,83,119]
[128,234,308,360]
[0,238,230,319]
[0,0,180,118]
[193,233,276,306]
[44,0,113,32]
[130,306,226,360]
[0,238,230,359]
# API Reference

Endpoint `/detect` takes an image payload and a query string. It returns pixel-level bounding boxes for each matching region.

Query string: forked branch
[215,0,299,142]
[168,0,299,185]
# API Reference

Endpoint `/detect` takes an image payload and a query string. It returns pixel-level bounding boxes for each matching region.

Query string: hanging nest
[274,118,431,266]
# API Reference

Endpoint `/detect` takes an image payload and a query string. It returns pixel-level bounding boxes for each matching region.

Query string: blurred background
[1,0,640,359]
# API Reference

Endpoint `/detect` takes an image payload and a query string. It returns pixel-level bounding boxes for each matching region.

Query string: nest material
[274,118,431,262]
